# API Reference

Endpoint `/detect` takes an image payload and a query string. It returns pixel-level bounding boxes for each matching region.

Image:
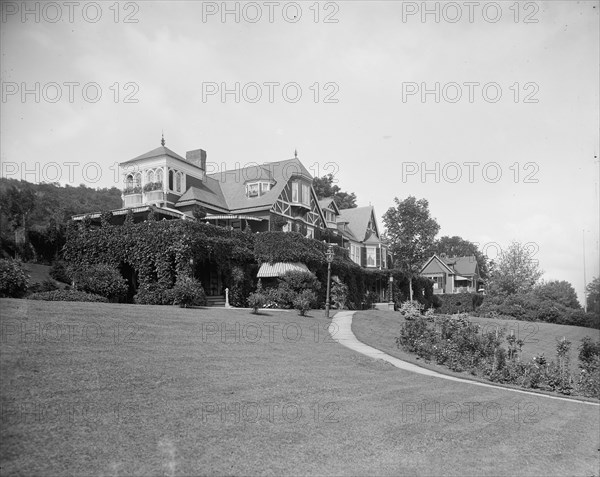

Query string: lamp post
[388,274,394,310]
[325,244,334,318]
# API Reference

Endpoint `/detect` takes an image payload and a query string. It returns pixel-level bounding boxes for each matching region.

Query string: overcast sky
[1,1,598,305]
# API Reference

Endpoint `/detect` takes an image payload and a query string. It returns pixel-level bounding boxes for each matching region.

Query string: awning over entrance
[257,262,310,278]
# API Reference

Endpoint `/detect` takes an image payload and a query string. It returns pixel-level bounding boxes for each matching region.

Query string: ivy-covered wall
[64,222,433,309]
[64,218,256,304]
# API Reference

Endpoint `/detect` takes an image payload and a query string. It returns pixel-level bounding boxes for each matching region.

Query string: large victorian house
[73,139,391,301]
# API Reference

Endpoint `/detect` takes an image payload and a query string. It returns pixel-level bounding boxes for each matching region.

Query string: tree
[312,174,357,209]
[534,280,581,309]
[486,241,543,296]
[429,235,490,279]
[586,277,600,313]
[383,196,440,301]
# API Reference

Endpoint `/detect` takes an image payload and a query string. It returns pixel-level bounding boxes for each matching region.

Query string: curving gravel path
[329,311,599,406]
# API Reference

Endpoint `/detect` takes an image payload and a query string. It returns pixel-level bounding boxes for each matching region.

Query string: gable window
[366,247,376,267]
[260,182,270,194]
[292,181,299,202]
[301,184,310,206]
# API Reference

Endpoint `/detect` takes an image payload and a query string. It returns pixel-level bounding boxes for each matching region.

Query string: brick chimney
[185,149,207,171]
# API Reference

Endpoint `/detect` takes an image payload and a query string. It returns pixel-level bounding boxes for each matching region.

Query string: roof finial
[161,131,165,147]
[294,148,298,158]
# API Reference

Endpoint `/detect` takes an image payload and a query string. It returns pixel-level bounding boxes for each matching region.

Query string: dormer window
[246,181,273,198]
[291,181,311,206]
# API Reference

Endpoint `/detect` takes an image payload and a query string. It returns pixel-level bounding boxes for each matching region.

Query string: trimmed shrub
[28,289,108,302]
[171,276,207,308]
[265,270,321,309]
[476,292,600,329]
[0,259,30,298]
[247,292,266,313]
[70,263,128,302]
[134,282,174,305]
[293,289,317,316]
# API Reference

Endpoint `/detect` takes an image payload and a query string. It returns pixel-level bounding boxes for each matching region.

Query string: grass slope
[353,310,600,377]
[1,299,599,476]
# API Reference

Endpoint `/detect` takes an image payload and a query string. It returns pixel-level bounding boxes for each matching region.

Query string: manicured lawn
[1,299,599,476]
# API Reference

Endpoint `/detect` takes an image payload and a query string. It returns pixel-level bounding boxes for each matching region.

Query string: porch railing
[144,190,165,204]
[123,193,143,207]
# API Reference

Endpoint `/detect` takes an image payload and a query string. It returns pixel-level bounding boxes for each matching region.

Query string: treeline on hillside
[0,178,121,263]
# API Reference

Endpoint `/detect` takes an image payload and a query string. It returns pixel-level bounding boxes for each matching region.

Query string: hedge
[435,293,482,314]
[28,290,108,302]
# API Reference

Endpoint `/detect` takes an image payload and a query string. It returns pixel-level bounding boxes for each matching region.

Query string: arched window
[168,170,174,190]
[156,168,164,185]
[175,172,182,192]
[147,170,155,183]
[134,172,142,188]
[125,174,133,188]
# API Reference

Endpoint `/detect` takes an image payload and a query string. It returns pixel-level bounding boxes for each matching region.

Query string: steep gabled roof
[443,256,478,276]
[337,206,380,243]
[208,157,312,213]
[121,146,188,165]
[319,198,340,215]
[420,254,456,274]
